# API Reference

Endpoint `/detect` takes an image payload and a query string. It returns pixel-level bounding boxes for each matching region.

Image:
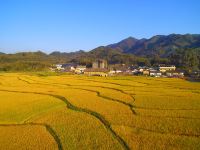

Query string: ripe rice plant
[0,73,200,150]
[0,125,58,150]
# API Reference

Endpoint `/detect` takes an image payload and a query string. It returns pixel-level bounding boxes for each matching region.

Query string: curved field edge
[13,75,200,137]
[0,91,66,124]
[0,89,130,150]
[18,76,200,116]
[0,73,200,150]
[0,124,60,150]
[31,107,123,150]
[112,125,200,150]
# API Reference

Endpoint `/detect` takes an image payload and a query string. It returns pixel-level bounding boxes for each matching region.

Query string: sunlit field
[0,73,200,150]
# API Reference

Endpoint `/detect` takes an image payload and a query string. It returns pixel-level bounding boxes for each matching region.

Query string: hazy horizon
[1,0,200,53]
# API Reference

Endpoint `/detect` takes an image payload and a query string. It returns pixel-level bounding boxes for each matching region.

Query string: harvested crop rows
[0,73,200,150]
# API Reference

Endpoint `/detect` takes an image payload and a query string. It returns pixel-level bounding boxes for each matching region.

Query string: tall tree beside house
[169,50,183,67]
[183,49,199,71]
[168,48,200,71]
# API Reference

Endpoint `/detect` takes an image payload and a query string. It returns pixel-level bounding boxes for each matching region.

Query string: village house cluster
[132,65,184,78]
[50,60,185,78]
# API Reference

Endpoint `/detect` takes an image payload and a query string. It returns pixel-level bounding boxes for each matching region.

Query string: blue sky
[0,0,200,53]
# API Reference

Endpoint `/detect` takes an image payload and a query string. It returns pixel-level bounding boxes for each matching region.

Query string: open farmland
[0,73,200,150]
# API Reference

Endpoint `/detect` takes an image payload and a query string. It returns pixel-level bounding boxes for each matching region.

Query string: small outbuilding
[166,71,184,78]
[149,71,162,77]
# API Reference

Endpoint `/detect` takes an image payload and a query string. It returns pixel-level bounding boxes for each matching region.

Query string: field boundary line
[113,124,200,138]
[134,106,200,111]
[137,114,200,120]
[0,123,63,150]
[0,89,130,150]
[18,77,137,115]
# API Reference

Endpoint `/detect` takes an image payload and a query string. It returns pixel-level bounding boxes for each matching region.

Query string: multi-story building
[92,59,108,69]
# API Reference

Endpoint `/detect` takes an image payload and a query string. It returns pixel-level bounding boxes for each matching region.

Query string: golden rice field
[0,73,200,150]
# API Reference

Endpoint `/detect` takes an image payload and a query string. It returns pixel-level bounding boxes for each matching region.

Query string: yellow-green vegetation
[0,73,200,150]
[0,125,58,150]
[0,91,65,123]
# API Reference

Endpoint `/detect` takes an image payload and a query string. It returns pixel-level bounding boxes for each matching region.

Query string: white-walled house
[75,65,86,74]
[166,71,184,77]
[159,65,176,72]
[150,71,162,77]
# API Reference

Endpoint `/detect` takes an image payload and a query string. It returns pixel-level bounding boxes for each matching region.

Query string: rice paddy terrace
[0,73,200,150]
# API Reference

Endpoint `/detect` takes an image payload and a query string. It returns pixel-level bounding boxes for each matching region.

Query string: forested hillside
[1,34,200,72]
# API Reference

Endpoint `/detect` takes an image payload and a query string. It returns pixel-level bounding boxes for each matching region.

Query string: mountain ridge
[107,34,200,57]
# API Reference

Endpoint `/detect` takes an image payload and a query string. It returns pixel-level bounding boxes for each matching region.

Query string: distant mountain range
[48,34,199,69]
[1,34,200,58]
[107,34,200,57]
[1,34,200,71]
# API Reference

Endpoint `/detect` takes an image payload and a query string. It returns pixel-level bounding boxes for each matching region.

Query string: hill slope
[108,34,200,57]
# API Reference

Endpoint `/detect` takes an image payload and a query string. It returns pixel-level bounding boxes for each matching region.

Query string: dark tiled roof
[150,71,162,73]
[159,64,175,67]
